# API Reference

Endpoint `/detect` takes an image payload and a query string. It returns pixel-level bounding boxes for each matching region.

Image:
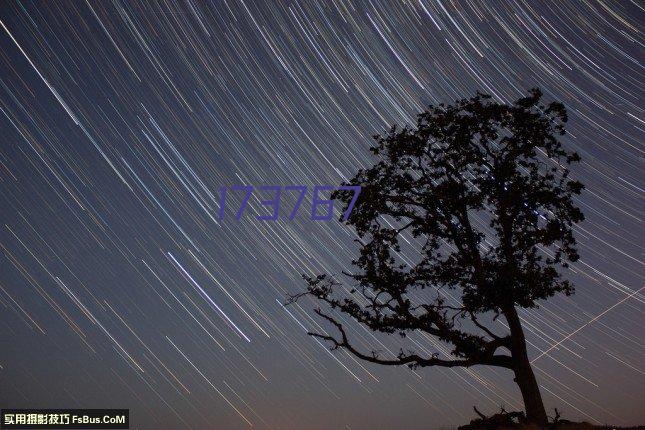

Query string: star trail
[0,1,643,429]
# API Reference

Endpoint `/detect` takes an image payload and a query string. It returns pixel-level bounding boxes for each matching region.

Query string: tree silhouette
[289,89,584,425]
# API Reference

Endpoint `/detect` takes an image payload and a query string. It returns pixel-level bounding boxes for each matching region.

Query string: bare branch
[311,309,513,369]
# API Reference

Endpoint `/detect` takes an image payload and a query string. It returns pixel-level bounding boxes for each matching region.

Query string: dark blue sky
[0,1,643,429]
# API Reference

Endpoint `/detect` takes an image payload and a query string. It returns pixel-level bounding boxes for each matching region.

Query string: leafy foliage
[291,89,583,371]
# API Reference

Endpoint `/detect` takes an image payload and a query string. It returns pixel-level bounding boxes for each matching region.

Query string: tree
[289,89,584,425]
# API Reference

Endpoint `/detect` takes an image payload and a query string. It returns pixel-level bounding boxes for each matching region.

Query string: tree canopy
[289,89,585,425]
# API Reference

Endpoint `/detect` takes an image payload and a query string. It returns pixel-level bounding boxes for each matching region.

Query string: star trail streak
[0,1,643,429]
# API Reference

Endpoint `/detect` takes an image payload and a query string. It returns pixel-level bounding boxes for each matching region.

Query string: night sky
[0,1,643,429]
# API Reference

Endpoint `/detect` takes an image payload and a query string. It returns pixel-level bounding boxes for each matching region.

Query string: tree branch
[310,309,513,369]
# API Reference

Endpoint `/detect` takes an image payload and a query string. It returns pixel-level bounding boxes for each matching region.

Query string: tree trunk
[503,306,548,426]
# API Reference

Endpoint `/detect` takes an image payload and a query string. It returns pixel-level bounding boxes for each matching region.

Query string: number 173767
[216,185,361,221]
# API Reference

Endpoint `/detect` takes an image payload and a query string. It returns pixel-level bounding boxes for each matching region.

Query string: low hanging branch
[308,307,514,369]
